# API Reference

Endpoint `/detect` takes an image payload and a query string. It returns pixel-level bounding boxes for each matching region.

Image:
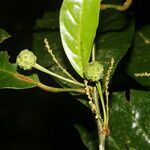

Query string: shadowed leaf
[107,90,150,150]
[127,25,150,86]
[0,51,39,89]
[96,21,135,86]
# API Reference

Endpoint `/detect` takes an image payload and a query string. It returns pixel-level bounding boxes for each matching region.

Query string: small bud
[16,49,37,70]
[83,61,104,82]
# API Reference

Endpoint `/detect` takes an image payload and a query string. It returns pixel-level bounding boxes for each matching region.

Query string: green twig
[34,63,84,87]
[93,86,104,150]
[37,82,86,94]
[96,82,107,150]
[96,81,107,126]
[91,44,106,150]
[16,73,85,94]
[101,0,133,11]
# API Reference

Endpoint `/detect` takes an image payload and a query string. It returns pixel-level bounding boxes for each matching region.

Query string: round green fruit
[83,61,104,82]
[16,49,37,70]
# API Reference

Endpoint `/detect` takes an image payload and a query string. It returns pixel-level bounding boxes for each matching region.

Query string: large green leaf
[0,51,39,89]
[96,11,134,85]
[107,90,150,149]
[0,28,10,43]
[127,25,150,86]
[60,0,100,77]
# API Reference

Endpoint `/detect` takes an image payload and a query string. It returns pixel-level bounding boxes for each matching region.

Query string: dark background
[0,0,149,149]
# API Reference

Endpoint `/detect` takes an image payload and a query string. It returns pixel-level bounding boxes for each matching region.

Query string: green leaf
[107,90,150,150]
[0,51,39,89]
[127,25,150,86]
[60,0,100,77]
[98,9,128,33]
[74,124,98,150]
[0,28,11,43]
[96,20,135,85]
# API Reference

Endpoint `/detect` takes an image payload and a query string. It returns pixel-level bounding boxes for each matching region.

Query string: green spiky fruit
[16,49,37,70]
[83,61,104,82]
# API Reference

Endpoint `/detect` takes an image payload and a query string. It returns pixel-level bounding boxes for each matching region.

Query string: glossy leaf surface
[60,0,100,77]
[0,51,39,89]
[107,90,150,149]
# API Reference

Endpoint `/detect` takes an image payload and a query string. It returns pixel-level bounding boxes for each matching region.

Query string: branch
[101,0,133,11]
